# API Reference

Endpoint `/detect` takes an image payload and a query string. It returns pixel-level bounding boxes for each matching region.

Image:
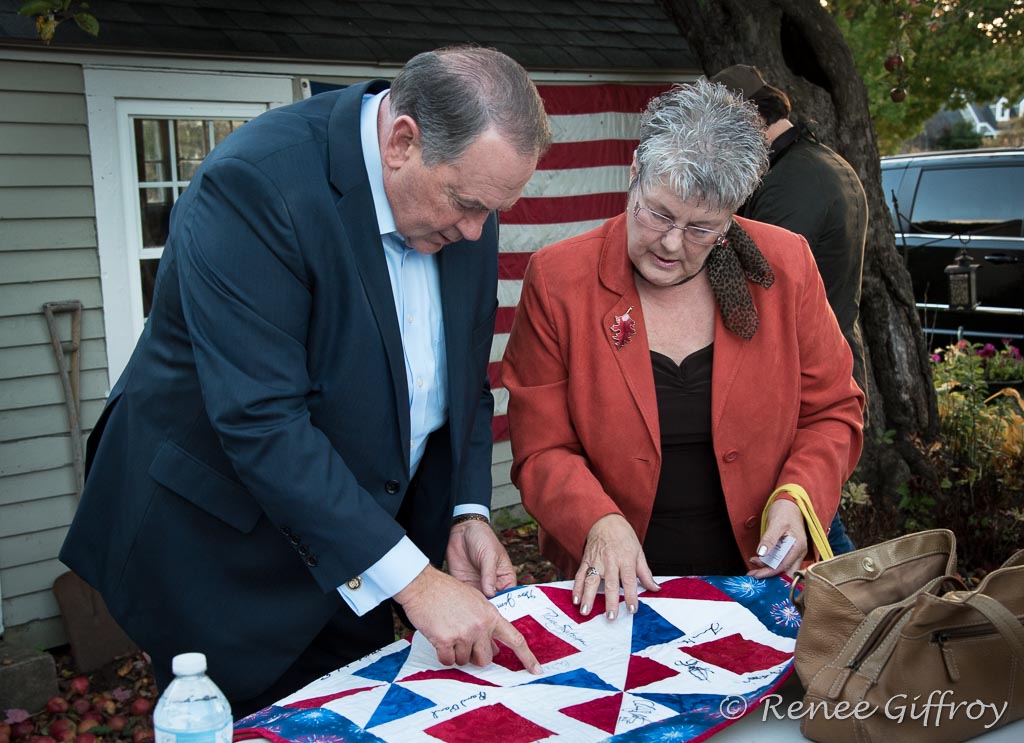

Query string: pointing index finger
[493,618,542,675]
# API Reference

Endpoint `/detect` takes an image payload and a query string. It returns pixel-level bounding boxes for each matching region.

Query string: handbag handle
[762,483,834,562]
[960,592,1024,663]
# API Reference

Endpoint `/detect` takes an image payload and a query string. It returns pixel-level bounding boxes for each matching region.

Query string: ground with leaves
[2,522,556,741]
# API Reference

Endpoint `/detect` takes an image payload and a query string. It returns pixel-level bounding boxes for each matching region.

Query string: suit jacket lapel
[598,217,659,452]
[710,309,748,432]
[328,81,411,470]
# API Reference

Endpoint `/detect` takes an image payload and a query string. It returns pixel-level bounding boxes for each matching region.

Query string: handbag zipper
[933,617,1024,682]
[846,606,910,670]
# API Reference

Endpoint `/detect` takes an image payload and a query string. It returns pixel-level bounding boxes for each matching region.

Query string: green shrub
[841,340,1024,574]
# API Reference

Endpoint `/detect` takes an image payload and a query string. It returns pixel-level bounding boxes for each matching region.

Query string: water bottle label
[154,722,232,743]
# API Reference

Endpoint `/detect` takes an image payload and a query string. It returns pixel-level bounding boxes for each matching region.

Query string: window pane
[176,119,210,180]
[140,258,161,317]
[213,119,246,146]
[139,187,173,248]
[135,119,171,183]
[910,166,1024,237]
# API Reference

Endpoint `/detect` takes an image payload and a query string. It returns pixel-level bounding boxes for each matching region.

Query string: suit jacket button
[723,450,739,463]
[744,516,758,529]
[306,555,318,567]
[290,534,301,545]
[347,576,362,590]
[385,480,400,494]
[299,544,310,556]
[282,526,293,536]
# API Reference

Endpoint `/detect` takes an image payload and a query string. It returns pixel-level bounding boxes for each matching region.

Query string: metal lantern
[944,248,979,311]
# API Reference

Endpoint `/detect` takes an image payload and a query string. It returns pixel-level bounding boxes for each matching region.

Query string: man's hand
[446,519,517,597]
[395,565,542,673]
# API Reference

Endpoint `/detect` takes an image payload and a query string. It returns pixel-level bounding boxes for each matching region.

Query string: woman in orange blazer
[502,80,864,621]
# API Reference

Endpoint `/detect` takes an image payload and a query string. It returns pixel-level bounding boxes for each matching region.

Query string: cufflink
[347,576,362,590]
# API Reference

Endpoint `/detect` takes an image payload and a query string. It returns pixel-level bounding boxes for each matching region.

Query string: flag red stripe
[492,415,510,442]
[495,306,516,334]
[536,84,673,115]
[502,193,625,225]
[499,252,533,280]
[488,361,503,389]
[537,139,639,170]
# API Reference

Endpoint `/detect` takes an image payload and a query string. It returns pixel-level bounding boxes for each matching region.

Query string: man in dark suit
[60,46,550,715]
[711,64,868,555]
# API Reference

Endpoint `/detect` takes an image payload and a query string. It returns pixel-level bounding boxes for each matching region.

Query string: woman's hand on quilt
[575,513,660,621]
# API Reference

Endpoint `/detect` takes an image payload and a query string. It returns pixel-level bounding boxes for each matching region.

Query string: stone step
[0,639,58,714]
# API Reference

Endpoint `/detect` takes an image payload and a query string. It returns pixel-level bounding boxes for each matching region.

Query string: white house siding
[0,59,105,649]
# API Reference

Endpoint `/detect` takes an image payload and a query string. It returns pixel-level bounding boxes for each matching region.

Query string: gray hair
[635,79,769,212]
[389,46,552,167]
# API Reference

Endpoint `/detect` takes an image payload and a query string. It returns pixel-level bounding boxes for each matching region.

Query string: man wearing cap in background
[711,63,868,555]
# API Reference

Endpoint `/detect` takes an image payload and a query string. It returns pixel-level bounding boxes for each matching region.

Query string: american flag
[489,83,673,441]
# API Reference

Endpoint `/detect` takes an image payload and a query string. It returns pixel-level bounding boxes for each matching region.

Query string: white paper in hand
[760,534,797,570]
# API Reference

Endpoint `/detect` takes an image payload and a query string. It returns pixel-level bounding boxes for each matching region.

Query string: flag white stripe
[492,386,509,417]
[499,220,608,252]
[497,280,524,309]
[549,112,643,142]
[521,165,631,198]
[489,331,509,364]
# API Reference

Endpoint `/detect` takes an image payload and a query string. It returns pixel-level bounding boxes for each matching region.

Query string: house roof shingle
[0,0,697,72]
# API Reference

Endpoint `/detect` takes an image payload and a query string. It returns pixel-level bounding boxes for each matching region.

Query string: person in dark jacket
[60,46,549,716]
[711,64,868,555]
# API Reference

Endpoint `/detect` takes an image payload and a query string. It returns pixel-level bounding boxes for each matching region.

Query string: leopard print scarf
[705,221,775,340]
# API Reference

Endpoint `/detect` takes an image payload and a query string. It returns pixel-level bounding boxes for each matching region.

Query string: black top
[643,345,746,576]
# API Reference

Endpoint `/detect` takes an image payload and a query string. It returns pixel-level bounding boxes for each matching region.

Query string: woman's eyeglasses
[632,201,727,246]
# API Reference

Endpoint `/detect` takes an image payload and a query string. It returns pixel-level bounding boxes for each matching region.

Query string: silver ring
[585,566,600,578]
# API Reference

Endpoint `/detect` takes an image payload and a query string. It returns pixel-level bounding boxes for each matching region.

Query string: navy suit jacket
[60,81,499,700]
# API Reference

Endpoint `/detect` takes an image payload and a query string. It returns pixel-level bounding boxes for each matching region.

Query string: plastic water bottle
[153,652,233,743]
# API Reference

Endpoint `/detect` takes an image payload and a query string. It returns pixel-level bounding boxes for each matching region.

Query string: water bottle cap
[171,652,208,676]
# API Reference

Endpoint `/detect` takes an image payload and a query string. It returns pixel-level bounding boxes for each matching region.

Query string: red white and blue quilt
[233,576,798,743]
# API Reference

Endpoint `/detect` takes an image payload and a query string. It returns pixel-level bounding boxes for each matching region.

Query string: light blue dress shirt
[338,91,488,616]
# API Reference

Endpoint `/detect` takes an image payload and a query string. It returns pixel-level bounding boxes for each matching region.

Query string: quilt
[234,575,799,743]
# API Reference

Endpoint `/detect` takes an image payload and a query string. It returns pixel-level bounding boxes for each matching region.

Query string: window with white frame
[132,113,250,316]
[84,68,293,387]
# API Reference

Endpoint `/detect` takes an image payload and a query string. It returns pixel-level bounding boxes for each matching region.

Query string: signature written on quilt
[494,587,537,611]
[540,607,588,647]
[618,698,658,726]
[430,691,488,720]
[674,657,713,682]
[678,622,723,645]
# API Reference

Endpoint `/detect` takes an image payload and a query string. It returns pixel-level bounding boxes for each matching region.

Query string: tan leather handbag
[794,531,1024,742]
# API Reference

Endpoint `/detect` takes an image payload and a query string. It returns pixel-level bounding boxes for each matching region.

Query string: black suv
[880,148,1024,346]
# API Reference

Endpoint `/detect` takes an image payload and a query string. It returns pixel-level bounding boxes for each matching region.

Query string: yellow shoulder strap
[761,484,834,562]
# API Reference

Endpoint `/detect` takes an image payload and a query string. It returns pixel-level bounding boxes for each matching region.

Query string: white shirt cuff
[336,537,429,616]
[453,504,490,519]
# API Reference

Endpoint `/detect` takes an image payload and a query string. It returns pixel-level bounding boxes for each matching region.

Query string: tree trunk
[659,0,941,502]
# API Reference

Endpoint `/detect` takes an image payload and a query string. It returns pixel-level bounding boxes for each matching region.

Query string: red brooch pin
[610,306,637,350]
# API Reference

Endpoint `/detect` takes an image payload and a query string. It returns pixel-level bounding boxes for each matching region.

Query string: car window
[880,167,902,221]
[909,165,1024,237]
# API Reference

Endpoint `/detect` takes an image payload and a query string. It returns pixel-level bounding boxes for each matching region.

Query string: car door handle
[983,253,1021,264]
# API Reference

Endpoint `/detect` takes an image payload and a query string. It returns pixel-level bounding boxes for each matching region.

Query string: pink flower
[930,353,941,363]
[977,343,997,358]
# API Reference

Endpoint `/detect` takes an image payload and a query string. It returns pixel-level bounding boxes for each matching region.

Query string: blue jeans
[827,511,856,555]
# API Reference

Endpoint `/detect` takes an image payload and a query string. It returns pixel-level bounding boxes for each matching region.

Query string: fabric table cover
[234,575,799,742]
